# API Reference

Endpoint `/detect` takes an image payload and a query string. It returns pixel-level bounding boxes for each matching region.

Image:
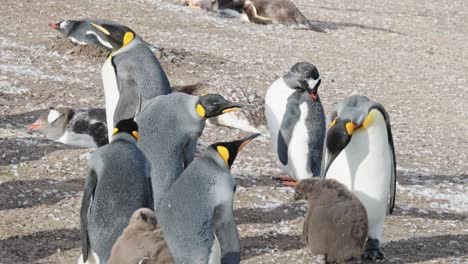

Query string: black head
[49,20,79,36]
[211,133,260,169]
[283,62,322,101]
[196,94,242,118]
[112,118,139,141]
[90,22,136,51]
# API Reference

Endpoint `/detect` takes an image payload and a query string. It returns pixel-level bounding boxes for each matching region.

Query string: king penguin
[158,133,260,264]
[321,95,397,261]
[135,92,241,213]
[264,62,326,186]
[79,118,153,264]
[91,22,171,141]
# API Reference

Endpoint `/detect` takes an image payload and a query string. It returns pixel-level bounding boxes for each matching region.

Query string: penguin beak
[27,123,41,130]
[221,102,242,114]
[321,152,338,179]
[307,79,321,102]
[49,23,59,29]
[236,133,260,152]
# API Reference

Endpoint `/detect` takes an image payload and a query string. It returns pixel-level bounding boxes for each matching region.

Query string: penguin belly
[264,78,294,173]
[77,250,100,264]
[326,110,392,240]
[58,131,98,148]
[101,58,119,141]
[208,235,221,264]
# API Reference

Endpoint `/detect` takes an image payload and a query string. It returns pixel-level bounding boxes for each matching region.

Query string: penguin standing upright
[79,118,153,264]
[91,22,171,141]
[135,92,241,212]
[264,62,326,186]
[158,134,259,264]
[321,95,397,261]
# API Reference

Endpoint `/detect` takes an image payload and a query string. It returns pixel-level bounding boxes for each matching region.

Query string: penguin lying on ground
[321,95,397,261]
[108,208,174,264]
[27,107,107,148]
[264,62,325,186]
[173,80,269,136]
[89,21,171,141]
[49,19,157,51]
[79,118,153,264]
[296,178,368,263]
[158,133,260,264]
[136,92,241,213]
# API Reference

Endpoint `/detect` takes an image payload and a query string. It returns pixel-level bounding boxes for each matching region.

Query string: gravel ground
[0,0,467,263]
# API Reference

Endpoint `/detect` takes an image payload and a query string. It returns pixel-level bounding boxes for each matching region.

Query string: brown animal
[108,208,174,264]
[296,178,368,263]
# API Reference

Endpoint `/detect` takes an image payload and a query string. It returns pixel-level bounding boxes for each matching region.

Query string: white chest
[58,131,97,148]
[287,102,312,179]
[101,57,119,141]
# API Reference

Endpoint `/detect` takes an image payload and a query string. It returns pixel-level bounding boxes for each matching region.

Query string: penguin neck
[112,36,141,56]
[111,133,137,144]
[206,148,230,171]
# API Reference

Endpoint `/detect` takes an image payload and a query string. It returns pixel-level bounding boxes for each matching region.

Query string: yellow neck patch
[362,111,374,128]
[111,127,119,136]
[216,146,230,168]
[345,122,357,135]
[132,131,140,141]
[196,104,205,118]
[328,118,337,128]
[123,32,134,47]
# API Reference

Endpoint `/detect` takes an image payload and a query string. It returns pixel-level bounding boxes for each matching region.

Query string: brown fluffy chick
[296,178,368,263]
[108,208,174,264]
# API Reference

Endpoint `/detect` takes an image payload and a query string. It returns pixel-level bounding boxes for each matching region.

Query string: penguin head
[322,109,374,177]
[27,107,72,139]
[111,118,140,141]
[49,20,78,36]
[210,133,260,169]
[196,94,242,118]
[283,62,321,101]
[90,23,136,51]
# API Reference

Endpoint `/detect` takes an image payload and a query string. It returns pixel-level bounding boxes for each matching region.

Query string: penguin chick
[90,21,171,141]
[27,107,108,148]
[322,95,397,261]
[136,92,241,213]
[80,118,153,264]
[108,208,174,264]
[173,80,269,136]
[296,178,368,263]
[158,133,260,264]
[265,62,326,186]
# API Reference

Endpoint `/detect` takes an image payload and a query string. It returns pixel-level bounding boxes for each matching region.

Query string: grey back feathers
[296,178,368,263]
[108,208,174,264]
[158,146,240,264]
[80,132,152,263]
[136,93,204,212]
[111,38,172,125]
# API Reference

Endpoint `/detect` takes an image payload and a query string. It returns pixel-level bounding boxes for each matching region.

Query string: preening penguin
[135,93,241,212]
[322,95,397,261]
[158,133,260,264]
[108,208,174,264]
[296,178,368,263]
[27,107,108,148]
[91,22,171,141]
[264,62,326,186]
[79,118,153,264]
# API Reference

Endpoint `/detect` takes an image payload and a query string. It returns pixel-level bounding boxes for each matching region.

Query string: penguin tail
[306,20,325,32]
[80,169,98,263]
[172,81,208,95]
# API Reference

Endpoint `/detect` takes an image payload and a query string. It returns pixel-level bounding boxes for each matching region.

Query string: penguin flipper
[80,168,98,263]
[213,204,240,264]
[183,138,197,168]
[369,102,397,214]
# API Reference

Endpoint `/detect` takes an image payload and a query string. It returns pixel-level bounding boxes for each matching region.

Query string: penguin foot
[273,175,297,187]
[363,238,385,261]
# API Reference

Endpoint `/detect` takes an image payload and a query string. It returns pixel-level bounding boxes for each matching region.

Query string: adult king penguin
[91,22,171,141]
[79,118,153,264]
[264,62,325,186]
[136,93,241,213]
[321,95,397,261]
[158,134,260,264]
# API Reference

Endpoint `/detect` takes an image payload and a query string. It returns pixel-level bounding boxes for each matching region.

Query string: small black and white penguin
[158,134,259,264]
[264,62,326,186]
[90,21,172,141]
[322,95,397,261]
[173,80,269,136]
[27,107,108,148]
[79,118,153,264]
